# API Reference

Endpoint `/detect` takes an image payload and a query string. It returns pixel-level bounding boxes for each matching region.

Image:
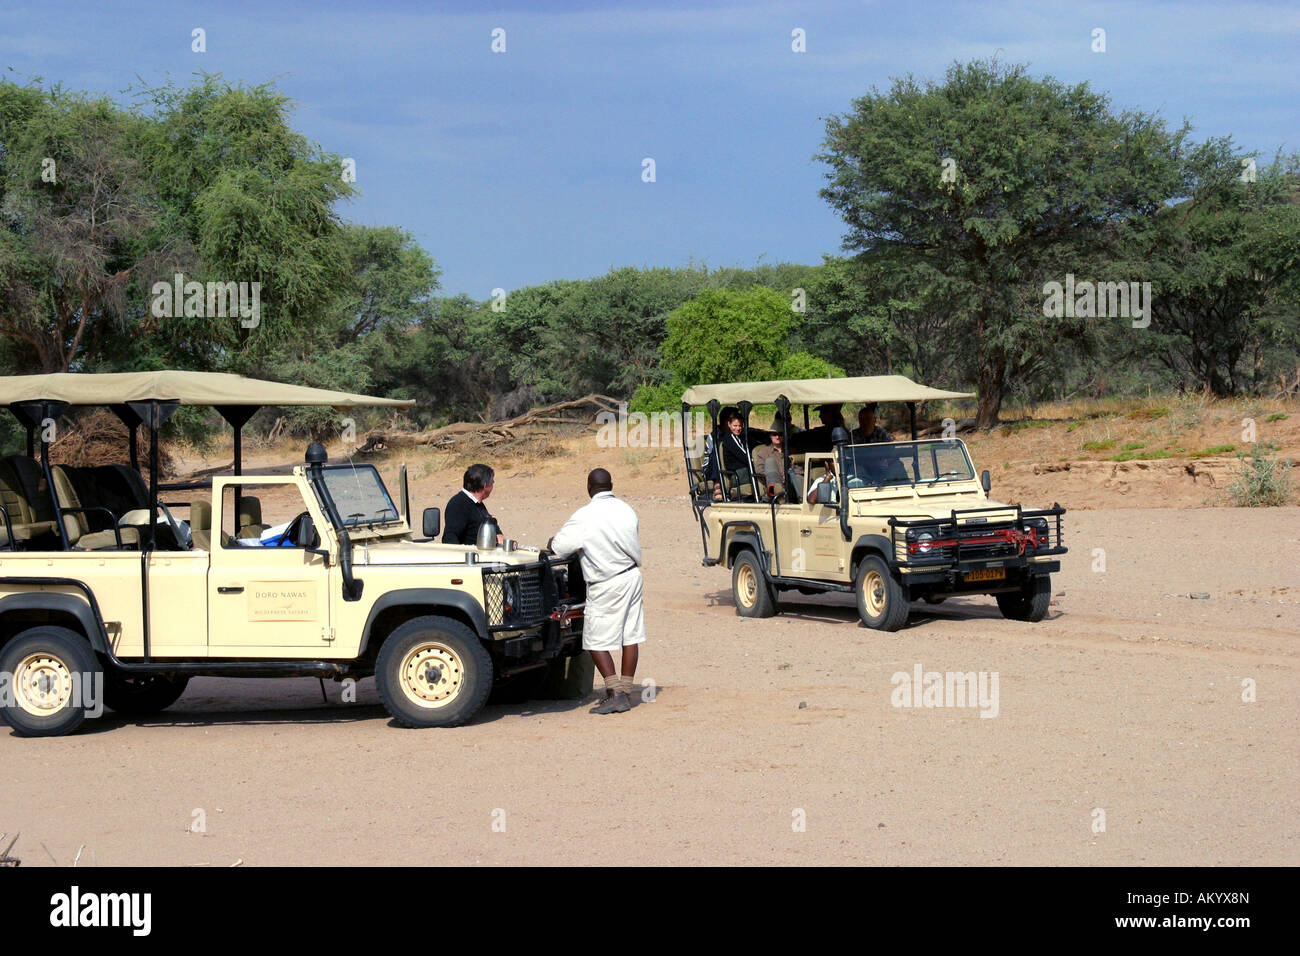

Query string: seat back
[237,495,265,538]
[5,456,56,524]
[190,499,212,550]
[50,466,89,543]
[0,455,60,545]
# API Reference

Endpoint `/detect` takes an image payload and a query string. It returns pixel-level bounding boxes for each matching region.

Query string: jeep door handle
[218,586,244,594]
[800,529,812,536]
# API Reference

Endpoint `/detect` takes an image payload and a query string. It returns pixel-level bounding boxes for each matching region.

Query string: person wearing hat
[851,403,893,444]
[752,419,804,500]
[788,403,845,454]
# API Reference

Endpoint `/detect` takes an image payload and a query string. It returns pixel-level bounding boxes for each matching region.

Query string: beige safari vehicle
[0,372,585,737]
[680,376,1066,630]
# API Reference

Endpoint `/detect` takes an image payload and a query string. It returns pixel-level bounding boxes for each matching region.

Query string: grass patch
[1082,440,1116,452]
[1266,412,1289,422]
[1187,445,1236,457]
[1109,449,1172,462]
[1125,406,1169,421]
[1003,419,1055,432]
[1121,442,1146,451]
[1066,421,1084,432]
[1227,442,1294,506]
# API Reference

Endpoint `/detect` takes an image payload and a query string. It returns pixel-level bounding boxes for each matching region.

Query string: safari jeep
[679,376,1066,630]
[0,371,585,737]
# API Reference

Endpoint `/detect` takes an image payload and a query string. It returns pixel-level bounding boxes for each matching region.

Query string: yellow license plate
[964,568,1006,582]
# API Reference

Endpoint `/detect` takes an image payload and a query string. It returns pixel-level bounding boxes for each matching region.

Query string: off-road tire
[103,673,189,715]
[856,555,909,631]
[0,626,102,738]
[732,550,777,618]
[996,575,1051,622]
[375,615,492,728]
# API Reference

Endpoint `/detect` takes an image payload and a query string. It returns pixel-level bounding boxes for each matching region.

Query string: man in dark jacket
[442,463,504,546]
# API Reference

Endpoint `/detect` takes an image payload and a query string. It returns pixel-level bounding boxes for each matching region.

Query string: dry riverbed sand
[2,444,1297,866]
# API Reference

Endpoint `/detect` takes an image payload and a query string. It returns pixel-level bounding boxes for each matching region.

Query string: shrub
[1082,440,1115,452]
[1227,442,1294,507]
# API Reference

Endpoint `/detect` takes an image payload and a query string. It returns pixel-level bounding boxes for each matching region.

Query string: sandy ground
[2,442,1297,867]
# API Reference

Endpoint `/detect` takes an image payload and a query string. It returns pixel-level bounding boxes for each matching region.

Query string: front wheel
[732,550,777,618]
[375,616,492,728]
[0,626,102,737]
[856,556,909,631]
[996,575,1052,622]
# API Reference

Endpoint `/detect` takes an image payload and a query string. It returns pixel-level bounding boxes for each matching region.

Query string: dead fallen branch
[355,394,620,454]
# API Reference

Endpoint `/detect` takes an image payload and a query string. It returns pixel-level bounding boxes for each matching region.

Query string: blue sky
[3,0,1297,297]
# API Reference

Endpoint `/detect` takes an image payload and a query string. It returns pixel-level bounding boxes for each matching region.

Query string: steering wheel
[285,510,319,548]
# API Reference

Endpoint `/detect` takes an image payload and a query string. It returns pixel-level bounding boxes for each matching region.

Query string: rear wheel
[996,575,1051,622]
[375,616,492,728]
[103,674,189,715]
[0,626,102,738]
[855,556,909,631]
[732,550,777,618]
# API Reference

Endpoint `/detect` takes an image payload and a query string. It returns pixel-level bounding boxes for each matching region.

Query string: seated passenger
[851,403,893,444]
[712,409,761,501]
[789,404,845,454]
[752,427,803,500]
[807,460,839,505]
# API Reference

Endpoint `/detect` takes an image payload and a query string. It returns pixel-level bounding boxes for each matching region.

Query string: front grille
[482,556,585,631]
[483,567,546,628]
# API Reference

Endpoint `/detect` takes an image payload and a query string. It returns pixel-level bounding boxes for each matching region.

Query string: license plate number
[964,568,1006,582]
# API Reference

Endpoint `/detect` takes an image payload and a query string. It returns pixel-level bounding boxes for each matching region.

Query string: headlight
[1024,517,1049,547]
[905,525,947,556]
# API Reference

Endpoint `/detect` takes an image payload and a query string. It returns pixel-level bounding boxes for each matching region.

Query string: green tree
[1120,146,1300,395]
[138,75,355,364]
[818,60,1187,426]
[662,286,797,384]
[0,86,157,371]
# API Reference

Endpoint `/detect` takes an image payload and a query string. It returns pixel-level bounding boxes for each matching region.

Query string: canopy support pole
[908,402,917,440]
[126,400,179,663]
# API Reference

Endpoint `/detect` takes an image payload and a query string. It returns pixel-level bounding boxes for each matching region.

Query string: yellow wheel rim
[399,642,464,709]
[737,562,758,608]
[863,570,886,616]
[13,652,74,717]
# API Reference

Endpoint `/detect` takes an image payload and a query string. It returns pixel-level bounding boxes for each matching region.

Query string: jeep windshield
[842,439,975,488]
[321,463,401,527]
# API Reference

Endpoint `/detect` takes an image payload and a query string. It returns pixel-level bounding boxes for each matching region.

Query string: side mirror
[294,514,319,549]
[423,507,441,538]
[981,469,991,494]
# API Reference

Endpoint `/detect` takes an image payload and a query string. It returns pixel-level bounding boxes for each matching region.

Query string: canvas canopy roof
[0,371,415,409]
[680,375,974,407]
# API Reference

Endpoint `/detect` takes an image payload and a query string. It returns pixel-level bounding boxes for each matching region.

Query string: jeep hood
[355,538,548,567]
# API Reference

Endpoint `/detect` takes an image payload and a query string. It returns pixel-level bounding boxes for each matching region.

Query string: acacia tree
[0,90,158,371]
[818,60,1186,426]
[139,76,356,363]
[1120,144,1300,395]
